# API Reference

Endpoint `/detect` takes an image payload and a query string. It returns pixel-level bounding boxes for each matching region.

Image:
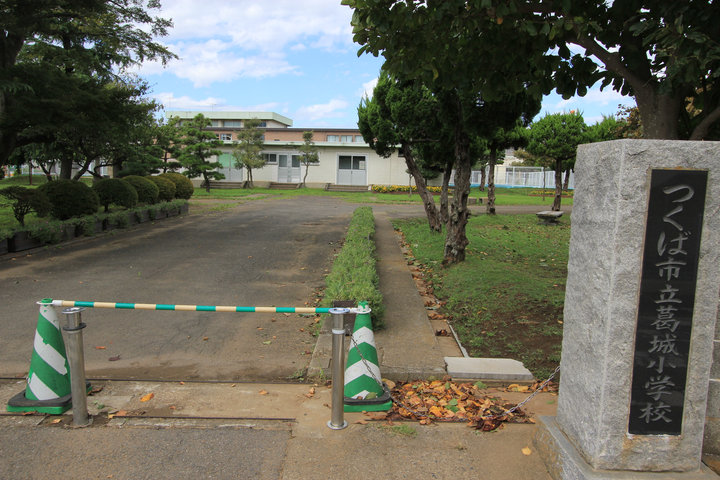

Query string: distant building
[167,111,417,188]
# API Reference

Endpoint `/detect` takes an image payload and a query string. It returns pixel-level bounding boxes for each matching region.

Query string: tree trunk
[402,144,442,233]
[479,167,486,192]
[486,150,497,215]
[443,126,471,265]
[440,159,452,227]
[552,159,563,211]
[302,165,309,188]
[635,89,683,139]
[562,169,571,191]
[203,172,211,193]
[403,147,442,231]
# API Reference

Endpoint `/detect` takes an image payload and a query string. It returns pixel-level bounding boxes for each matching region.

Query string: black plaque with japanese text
[628,169,708,435]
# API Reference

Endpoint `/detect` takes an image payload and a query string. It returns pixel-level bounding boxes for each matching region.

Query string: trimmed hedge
[159,172,194,199]
[148,175,176,202]
[322,206,384,329]
[38,179,100,220]
[92,178,138,212]
[123,175,159,204]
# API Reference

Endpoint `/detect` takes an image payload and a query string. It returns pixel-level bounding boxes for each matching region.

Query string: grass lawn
[394,214,571,379]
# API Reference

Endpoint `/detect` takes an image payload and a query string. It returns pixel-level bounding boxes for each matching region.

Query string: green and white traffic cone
[7,299,72,414]
[344,301,392,412]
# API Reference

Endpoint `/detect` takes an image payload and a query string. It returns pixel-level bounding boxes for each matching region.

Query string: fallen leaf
[108,355,121,362]
[179,381,185,385]
[299,328,305,332]
[259,389,268,395]
[257,327,264,330]
[169,406,176,410]
[263,340,272,345]
[51,418,62,424]
[202,337,209,341]
[140,393,154,402]
[522,447,532,456]
[354,419,368,425]
[95,346,106,350]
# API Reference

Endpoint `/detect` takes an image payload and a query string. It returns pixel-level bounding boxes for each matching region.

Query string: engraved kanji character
[656,257,686,281]
[654,284,682,304]
[644,375,675,401]
[648,333,680,356]
[638,402,673,424]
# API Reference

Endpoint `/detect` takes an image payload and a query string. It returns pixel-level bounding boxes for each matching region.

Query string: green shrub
[0,186,52,226]
[108,210,130,229]
[123,175,159,205]
[92,178,138,212]
[159,172,194,199]
[148,175,176,202]
[27,220,64,244]
[38,180,100,220]
[323,206,384,329]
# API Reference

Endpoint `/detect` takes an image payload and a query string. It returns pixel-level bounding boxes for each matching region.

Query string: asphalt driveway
[0,197,356,381]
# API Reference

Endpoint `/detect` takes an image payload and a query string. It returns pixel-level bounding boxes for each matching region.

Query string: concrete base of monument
[534,416,720,480]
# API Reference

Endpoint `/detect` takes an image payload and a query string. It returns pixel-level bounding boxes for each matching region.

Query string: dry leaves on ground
[386,380,534,431]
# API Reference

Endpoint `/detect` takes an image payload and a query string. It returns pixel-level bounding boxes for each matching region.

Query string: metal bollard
[327,307,349,430]
[62,307,91,427]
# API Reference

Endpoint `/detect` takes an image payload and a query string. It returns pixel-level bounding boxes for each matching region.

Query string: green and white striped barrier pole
[48,299,332,314]
[7,299,72,414]
[343,301,392,412]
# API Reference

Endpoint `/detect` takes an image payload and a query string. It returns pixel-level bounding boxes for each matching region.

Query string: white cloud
[359,78,378,99]
[142,1,356,86]
[154,93,226,110]
[296,99,350,122]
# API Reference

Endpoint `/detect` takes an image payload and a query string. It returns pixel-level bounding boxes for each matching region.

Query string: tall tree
[346,1,543,263]
[232,118,265,189]
[483,124,528,215]
[175,114,224,193]
[526,112,587,211]
[298,131,319,188]
[0,0,175,166]
[358,74,449,233]
[345,0,719,140]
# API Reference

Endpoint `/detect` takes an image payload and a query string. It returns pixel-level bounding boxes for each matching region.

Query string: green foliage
[298,131,319,187]
[122,175,159,205]
[323,207,384,329]
[0,186,51,226]
[232,118,266,188]
[92,178,138,212]
[147,175,176,202]
[26,220,65,244]
[159,172,194,199]
[38,180,100,220]
[107,211,130,229]
[527,112,587,164]
[585,115,623,143]
[174,114,225,192]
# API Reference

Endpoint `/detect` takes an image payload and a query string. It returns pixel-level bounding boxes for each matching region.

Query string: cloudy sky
[136,1,636,128]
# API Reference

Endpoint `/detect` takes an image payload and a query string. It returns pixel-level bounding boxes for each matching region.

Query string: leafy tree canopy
[344,0,720,140]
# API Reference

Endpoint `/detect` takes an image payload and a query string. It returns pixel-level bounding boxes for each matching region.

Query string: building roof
[166,111,293,127]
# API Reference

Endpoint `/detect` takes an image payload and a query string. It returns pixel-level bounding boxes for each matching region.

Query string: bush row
[29,173,194,221]
[371,184,443,194]
[1,199,188,245]
[322,206,384,329]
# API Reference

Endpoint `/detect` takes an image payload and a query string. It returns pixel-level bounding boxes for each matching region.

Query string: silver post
[62,307,91,427]
[327,307,349,430]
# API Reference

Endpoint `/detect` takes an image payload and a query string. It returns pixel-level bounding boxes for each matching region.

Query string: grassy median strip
[394,214,571,379]
[322,206,384,329]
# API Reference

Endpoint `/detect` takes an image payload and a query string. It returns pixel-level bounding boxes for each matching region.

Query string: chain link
[347,330,560,422]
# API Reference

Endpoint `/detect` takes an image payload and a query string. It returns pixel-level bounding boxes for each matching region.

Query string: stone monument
[535,140,720,479]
